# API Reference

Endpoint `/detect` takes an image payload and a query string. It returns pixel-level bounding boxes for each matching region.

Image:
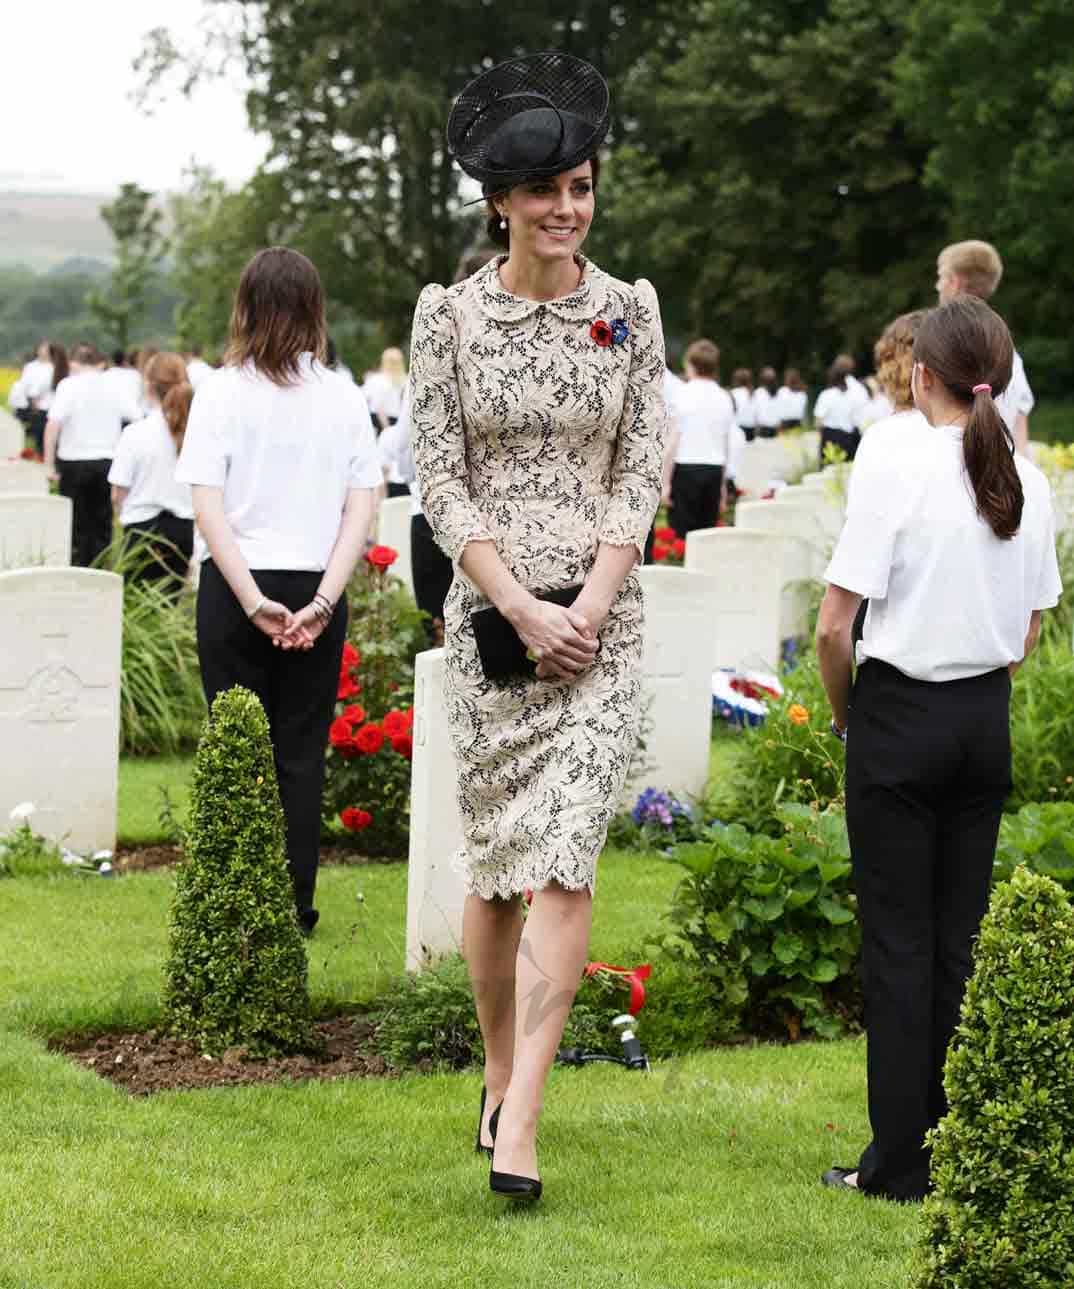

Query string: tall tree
[588,0,947,373]
[87,183,166,350]
[895,0,1074,391]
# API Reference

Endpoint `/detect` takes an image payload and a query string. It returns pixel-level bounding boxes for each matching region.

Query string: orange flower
[788,704,810,726]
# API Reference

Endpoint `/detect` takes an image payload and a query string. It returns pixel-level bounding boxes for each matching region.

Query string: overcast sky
[4,1,266,195]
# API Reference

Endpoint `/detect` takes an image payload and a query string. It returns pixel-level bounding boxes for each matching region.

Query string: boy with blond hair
[935,240,1034,452]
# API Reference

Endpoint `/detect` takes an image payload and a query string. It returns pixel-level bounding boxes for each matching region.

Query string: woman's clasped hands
[249,600,327,652]
[514,596,601,681]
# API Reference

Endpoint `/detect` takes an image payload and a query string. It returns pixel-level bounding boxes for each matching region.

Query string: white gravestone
[405,647,466,970]
[0,568,123,852]
[377,496,414,596]
[684,528,784,672]
[637,566,722,802]
[0,461,48,496]
[736,499,827,638]
[0,495,72,569]
[0,408,23,459]
[735,440,790,496]
[779,484,844,545]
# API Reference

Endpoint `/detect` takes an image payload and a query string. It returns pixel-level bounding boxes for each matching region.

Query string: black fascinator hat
[447,51,610,194]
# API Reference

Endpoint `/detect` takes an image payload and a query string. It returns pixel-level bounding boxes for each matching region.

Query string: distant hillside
[0,191,115,271]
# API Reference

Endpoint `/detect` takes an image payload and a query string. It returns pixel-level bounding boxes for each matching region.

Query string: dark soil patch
[114,844,400,873]
[51,1014,407,1095]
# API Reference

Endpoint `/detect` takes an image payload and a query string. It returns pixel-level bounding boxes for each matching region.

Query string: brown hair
[484,155,601,249]
[938,240,1003,299]
[783,367,804,392]
[453,246,499,284]
[914,296,1022,540]
[731,367,753,389]
[874,310,926,410]
[225,247,326,386]
[70,342,101,366]
[144,352,193,452]
[49,342,69,389]
[685,338,720,378]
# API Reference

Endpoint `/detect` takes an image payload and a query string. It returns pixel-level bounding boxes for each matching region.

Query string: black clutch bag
[470,584,584,682]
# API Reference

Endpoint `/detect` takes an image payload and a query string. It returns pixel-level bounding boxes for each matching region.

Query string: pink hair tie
[972,383,992,395]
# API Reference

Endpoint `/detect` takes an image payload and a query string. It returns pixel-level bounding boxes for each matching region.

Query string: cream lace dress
[409,255,665,900]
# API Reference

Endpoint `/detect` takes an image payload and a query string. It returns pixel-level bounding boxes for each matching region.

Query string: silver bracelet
[246,595,266,619]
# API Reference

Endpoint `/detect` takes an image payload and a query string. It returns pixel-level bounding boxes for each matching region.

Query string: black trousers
[196,560,348,932]
[669,463,723,538]
[819,426,861,465]
[27,409,46,454]
[410,512,453,640]
[58,458,113,567]
[846,659,1011,1201]
[386,481,410,499]
[124,512,194,594]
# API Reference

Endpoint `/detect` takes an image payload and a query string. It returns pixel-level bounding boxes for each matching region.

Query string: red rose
[404,707,415,729]
[671,538,686,559]
[340,807,373,832]
[342,642,360,669]
[342,704,367,727]
[329,717,353,748]
[652,542,670,562]
[383,710,408,738]
[654,525,676,542]
[391,733,413,760]
[590,319,613,348]
[20,447,35,461]
[367,545,398,569]
[355,723,385,754]
[337,674,360,701]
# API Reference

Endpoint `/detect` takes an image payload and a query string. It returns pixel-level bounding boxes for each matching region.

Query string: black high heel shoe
[475,1087,501,1158]
[489,1107,542,1202]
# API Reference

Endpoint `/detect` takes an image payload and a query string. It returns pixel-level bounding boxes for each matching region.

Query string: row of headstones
[1,408,121,853]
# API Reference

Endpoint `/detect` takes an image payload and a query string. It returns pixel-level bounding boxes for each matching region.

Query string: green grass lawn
[6,740,922,1287]
[1030,398,1074,444]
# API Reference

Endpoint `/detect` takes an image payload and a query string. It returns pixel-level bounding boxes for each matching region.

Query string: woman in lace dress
[410,54,665,1202]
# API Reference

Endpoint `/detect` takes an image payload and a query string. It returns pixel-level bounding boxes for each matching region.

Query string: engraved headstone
[736,499,826,637]
[0,461,48,496]
[405,647,466,970]
[377,496,414,595]
[636,566,722,801]
[0,495,72,569]
[0,568,123,852]
[684,528,783,671]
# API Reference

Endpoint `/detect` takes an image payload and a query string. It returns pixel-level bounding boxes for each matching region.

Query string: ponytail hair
[913,296,1023,540]
[144,352,194,452]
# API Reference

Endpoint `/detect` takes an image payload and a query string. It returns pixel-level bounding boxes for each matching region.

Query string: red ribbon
[583,961,652,1015]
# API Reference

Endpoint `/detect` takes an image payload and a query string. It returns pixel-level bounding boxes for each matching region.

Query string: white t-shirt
[103,365,144,415]
[673,379,736,467]
[186,358,213,390]
[775,387,808,423]
[813,385,855,432]
[844,373,871,421]
[50,369,141,461]
[855,391,894,431]
[176,355,381,570]
[752,387,781,430]
[363,371,405,422]
[825,412,1062,682]
[108,409,194,525]
[731,386,755,429]
[21,358,54,411]
[997,349,1034,435]
[377,387,412,490]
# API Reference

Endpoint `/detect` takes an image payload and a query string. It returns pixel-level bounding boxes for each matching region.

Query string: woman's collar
[473,253,608,322]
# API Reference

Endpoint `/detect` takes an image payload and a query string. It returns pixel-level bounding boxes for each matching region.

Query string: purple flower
[610,318,630,346]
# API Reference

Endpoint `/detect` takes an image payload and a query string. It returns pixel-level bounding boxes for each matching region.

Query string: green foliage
[656,805,860,1041]
[721,651,845,835]
[914,868,1074,1287]
[995,804,1074,891]
[0,821,65,880]
[322,556,427,856]
[162,686,313,1057]
[86,183,167,351]
[107,537,205,755]
[1008,637,1074,811]
[371,950,727,1071]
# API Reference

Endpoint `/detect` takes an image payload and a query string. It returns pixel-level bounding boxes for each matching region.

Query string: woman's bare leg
[493,882,593,1179]
[463,891,524,1148]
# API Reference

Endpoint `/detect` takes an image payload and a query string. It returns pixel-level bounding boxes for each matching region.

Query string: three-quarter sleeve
[409,283,494,563]
[598,278,666,561]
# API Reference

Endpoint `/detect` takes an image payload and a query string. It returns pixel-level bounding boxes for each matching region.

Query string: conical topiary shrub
[914,866,1074,1287]
[162,686,312,1056]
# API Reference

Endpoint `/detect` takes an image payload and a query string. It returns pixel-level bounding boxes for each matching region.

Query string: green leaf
[802,957,839,983]
[816,896,856,925]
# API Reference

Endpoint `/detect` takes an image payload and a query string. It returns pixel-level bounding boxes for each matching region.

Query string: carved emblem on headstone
[23,661,81,723]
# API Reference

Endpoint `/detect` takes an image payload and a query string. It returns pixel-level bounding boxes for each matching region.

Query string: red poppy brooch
[590,318,630,347]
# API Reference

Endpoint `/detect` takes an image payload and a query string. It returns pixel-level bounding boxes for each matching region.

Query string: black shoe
[475,1087,499,1158]
[821,1166,861,1192]
[299,908,320,938]
[489,1110,541,1202]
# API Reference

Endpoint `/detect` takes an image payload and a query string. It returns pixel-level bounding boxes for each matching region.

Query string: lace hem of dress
[451,846,597,901]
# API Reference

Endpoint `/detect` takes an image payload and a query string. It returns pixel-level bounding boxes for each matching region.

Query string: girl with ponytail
[108,351,196,590]
[814,293,1062,1203]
